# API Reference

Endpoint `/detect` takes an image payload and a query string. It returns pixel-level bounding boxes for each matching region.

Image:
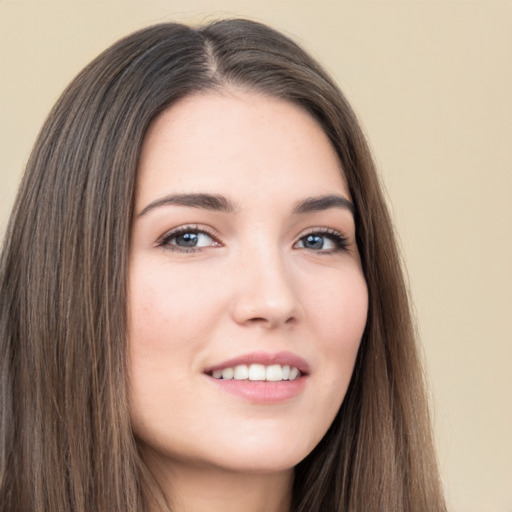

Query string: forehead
[136,89,348,206]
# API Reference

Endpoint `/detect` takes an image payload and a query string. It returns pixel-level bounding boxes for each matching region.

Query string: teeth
[265,364,282,381]
[249,364,266,381]
[221,367,234,380]
[211,363,301,381]
[233,365,249,380]
[288,367,299,380]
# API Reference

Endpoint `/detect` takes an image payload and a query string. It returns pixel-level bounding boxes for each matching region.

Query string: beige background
[1,1,511,510]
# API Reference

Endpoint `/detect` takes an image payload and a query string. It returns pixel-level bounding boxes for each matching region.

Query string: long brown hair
[0,19,446,511]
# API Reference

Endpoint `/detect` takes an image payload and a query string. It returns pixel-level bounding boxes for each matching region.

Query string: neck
[143,451,293,512]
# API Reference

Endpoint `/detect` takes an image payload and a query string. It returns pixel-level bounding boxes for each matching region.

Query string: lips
[203,351,309,403]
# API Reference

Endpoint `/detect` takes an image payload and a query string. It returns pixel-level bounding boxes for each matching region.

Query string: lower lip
[206,376,307,403]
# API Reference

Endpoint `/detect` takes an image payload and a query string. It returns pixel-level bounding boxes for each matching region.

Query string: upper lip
[204,351,310,375]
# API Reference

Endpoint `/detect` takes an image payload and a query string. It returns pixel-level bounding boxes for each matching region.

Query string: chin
[205,429,322,474]
[137,423,321,476]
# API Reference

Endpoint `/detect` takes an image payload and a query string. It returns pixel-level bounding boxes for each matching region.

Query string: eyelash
[157,225,349,254]
[157,225,219,253]
[297,228,349,253]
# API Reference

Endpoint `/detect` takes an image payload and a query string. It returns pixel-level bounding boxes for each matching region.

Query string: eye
[294,230,349,253]
[159,226,220,252]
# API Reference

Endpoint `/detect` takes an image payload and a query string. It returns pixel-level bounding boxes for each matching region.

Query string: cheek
[128,260,227,357]
[127,263,219,441]
[126,262,221,419]
[309,267,368,348]
[304,267,368,397]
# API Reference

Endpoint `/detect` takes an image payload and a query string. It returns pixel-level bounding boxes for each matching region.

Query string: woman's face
[128,90,368,475]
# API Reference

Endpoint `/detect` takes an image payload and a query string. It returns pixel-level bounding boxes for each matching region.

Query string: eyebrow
[292,194,355,215]
[137,192,354,217]
[137,193,237,217]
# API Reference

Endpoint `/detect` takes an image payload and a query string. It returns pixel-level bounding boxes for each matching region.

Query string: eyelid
[157,224,221,250]
[155,224,350,253]
[294,227,350,252]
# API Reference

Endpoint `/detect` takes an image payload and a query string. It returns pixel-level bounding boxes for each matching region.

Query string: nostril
[246,315,297,328]
[248,317,268,323]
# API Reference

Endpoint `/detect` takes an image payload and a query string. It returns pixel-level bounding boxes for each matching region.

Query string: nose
[230,246,302,329]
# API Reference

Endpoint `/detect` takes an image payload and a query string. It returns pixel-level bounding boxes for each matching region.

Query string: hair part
[0,19,446,512]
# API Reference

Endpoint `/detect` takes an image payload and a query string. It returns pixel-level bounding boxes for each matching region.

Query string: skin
[128,89,368,512]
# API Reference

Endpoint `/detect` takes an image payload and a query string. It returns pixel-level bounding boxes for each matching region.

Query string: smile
[203,351,309,402]
[209,363,301,382]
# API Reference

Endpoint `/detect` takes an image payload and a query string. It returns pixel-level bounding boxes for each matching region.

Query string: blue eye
[295,230,348,252]
[160,227,218,252]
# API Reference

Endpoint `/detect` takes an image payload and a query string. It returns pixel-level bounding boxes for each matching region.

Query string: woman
[0,18,446,512]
